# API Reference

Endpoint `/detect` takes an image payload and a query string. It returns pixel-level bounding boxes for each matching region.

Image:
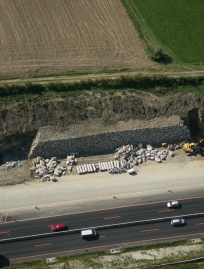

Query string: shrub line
[0,75,204,98]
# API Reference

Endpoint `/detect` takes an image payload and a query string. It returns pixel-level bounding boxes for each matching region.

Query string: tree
[151,48,173,64]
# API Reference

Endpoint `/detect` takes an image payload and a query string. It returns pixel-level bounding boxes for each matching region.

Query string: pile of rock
[114,144,173,168]
[29,144,176,180]
[30,155,77,182]
[66,154,78,172]
[0,160,25,171]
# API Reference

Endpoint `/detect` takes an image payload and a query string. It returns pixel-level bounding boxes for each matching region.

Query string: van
[81,229,97,239]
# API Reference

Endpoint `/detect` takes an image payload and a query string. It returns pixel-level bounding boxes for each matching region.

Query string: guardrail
[0,228,81,244]
[0,212,204,244]
[94,212,204,231]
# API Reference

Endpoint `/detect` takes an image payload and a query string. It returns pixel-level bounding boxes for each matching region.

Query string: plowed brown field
[0,0,153,78]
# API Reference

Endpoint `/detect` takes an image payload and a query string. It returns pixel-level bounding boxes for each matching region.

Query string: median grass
[121,0,204,64]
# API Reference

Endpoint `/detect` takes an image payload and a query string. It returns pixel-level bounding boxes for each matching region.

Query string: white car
[81,229,98,239]
[167,201,180,208]
[171,219,186,226]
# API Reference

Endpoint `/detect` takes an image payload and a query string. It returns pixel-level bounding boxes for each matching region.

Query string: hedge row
[0,75,204,97]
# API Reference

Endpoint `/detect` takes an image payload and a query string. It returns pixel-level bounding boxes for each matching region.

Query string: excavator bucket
[183,143,197,153]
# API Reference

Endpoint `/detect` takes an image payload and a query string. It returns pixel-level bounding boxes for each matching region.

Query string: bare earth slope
[0,90,203,163]
[0,0,152,78]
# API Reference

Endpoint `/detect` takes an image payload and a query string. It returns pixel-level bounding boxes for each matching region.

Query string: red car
[51,224,68,232]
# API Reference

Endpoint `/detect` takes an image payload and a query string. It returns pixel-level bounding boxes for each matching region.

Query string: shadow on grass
[151,49,173,64]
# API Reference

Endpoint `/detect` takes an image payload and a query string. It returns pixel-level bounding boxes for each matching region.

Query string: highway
[0,196,204,239]
[0,195,204,263]
[1,217,204,263]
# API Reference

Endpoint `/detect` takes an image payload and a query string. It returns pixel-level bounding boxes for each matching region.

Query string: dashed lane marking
[34,243,52,247]
[10,231,204,261]
[158,209,175,213]
[141,228,159,233]
[0,231,9,234]
[104,216,121,220]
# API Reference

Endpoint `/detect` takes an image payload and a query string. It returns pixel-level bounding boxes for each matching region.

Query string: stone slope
[0,91,203,162]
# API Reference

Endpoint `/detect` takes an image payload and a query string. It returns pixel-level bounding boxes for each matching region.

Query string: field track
[1,70,204,86]
[0,0,152,78]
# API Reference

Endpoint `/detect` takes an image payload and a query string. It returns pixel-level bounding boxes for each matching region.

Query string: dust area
[94,245,204,268]
[0,148,203,187]
[0,150,203,267]
[0,0,153,78]
[0,149,204,218]
[0,147,203,212]
[0,162,30,186]
[49,244,204,269]
[0,148,185,186]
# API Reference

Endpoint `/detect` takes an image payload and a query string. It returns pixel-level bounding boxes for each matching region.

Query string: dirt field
[0,147,203,187]
[0,148,204,213]
[0,0,153,78]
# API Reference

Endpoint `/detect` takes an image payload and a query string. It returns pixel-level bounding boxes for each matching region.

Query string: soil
[1,0,204,177]
[50,244,204,268]
[0,161,31,186]
[95,244,204,268]
[0,0,152,78]
[0,146,203,187]
[0,90,204,164]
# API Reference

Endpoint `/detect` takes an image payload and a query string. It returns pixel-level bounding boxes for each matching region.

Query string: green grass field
[122,0,204,63]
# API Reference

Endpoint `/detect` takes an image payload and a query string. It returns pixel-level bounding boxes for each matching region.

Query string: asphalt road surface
[0,196,204,263]
[1,217,204,263]
[0,194,204,240]
[0,195,204,239]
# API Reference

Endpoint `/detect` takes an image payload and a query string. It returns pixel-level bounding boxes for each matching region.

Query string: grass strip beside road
[3,239,204,269]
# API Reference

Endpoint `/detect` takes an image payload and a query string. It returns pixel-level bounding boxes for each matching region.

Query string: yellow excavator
[183,139,204,156]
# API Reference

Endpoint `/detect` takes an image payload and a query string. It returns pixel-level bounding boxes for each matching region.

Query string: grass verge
[2,239,204,268]
[0,75,204,102]
[121,0,204,64]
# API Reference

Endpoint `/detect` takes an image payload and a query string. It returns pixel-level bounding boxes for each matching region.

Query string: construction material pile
[30,144,175,180]
[76,144,174,175]
[114,144,172,168]
[0,160,25,171]
[30,154,77,182]
[76,160,122,175]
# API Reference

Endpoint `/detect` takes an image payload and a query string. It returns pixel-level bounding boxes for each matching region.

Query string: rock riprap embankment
[28,116,190,159]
